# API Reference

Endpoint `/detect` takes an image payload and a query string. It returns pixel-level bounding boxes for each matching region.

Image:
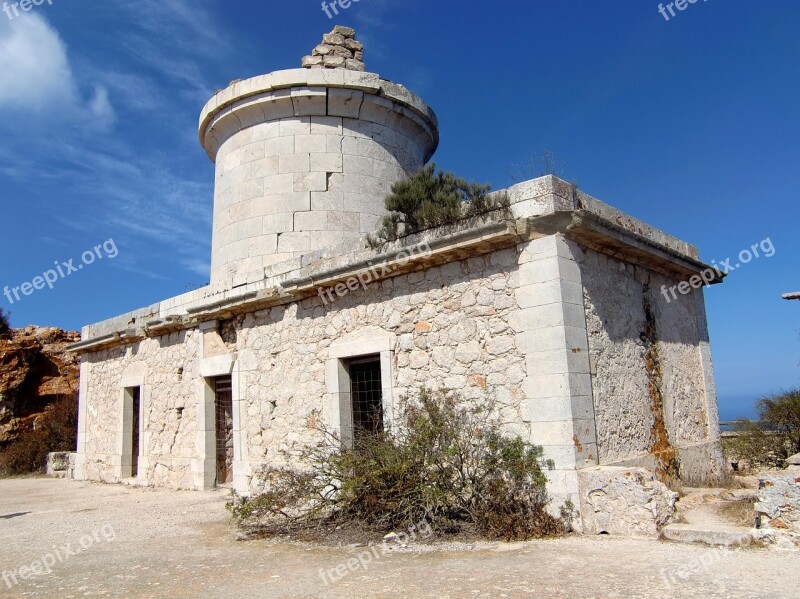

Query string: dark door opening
[348,355,383,443]
[214,376,234,485]
[127,386,141,478]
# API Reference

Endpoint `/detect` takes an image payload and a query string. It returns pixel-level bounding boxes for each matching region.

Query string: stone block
[293,171,327,193]
[509,302,586,333]
[294,211,328,231]
[268,191,310,213]
[263,213,293,235]
[343,155,374,176]
[264,135,295,156]
[328,88,364,118]
[310,153,343,173]
[277,231,312,253]
[530,420,575,446]
[245,155,280,179]
[522,372,592,399]
[311,190,343,211]
[579,467,678,537]
[290,87,327,116]
[279,153,310,174]
[327,211,360,232]
[294,134,327,154]
[237,217,262,239]
[259,89,295,120]
[247,235,277,256]
[279,117,310,137]
[239,141,265,164]
[262,173,294,195]
[309,115,343,135]
[516,279,584,309]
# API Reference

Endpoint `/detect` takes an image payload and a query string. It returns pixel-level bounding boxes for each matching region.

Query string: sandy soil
[0,478,797,599]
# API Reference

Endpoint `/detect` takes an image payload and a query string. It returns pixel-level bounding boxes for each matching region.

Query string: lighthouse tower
[199,26,440,285]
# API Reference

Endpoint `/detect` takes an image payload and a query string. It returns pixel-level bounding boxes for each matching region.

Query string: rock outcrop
[301,26,365,71]
[0,326,80,447]
[579,466,679,537]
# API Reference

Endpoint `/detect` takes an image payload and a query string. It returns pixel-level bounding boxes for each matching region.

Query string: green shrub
[228,388,563,541]
[367,164,510,247]
[0,395,78,475]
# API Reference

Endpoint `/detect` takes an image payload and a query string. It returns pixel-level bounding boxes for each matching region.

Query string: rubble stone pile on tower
[301,25,365,71]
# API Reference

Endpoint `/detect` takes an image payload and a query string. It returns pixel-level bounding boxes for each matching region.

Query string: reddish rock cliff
[0,326,80,447]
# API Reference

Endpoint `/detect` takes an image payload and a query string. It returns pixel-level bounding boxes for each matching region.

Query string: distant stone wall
[580,247,725,485]
[81,330,200,488]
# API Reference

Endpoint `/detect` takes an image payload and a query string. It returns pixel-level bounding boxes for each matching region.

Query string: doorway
[213,376,234,486]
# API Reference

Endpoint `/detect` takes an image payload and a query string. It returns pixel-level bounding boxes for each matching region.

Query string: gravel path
[0,478,797,599]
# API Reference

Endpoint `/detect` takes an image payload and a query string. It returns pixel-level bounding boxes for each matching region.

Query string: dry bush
[228,388,564,541]
[0,395,78,475]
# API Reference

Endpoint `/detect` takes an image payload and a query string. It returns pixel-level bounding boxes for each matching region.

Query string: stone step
[662,523,757,547]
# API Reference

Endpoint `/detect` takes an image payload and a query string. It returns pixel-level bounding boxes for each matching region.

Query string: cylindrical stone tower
[199,27,439,285]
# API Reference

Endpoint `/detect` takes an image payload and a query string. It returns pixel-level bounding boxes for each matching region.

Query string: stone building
[68,27,726,530]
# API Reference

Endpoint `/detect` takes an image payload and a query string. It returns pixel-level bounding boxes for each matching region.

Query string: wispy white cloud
[0,13,115,126]
[0,1,231,281]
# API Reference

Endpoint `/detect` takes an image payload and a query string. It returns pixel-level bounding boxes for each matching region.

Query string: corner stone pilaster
[512,234,598,528]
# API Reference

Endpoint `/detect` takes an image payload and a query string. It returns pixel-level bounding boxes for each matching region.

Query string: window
[348,355,384,440]
[327,332,395,449]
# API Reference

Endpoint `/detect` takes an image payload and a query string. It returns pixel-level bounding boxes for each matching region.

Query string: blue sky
[0,0,797,419]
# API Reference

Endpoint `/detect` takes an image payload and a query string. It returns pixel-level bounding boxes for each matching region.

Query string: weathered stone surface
[312,44,333,56]
[345,59,365,72]
[581,247,725,486]
[332,25,356,38]
[331,46,353,59]
[579,467,678,537]
[301,55,323,68]
[756,467,800,532]
[787,453,800,466]
[322,33,346,46]
[323,55,346,68]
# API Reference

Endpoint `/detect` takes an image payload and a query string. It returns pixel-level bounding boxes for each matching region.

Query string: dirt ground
[0,478,797,599]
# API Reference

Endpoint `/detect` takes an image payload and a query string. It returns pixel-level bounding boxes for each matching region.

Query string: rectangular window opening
[348,355,384,442]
